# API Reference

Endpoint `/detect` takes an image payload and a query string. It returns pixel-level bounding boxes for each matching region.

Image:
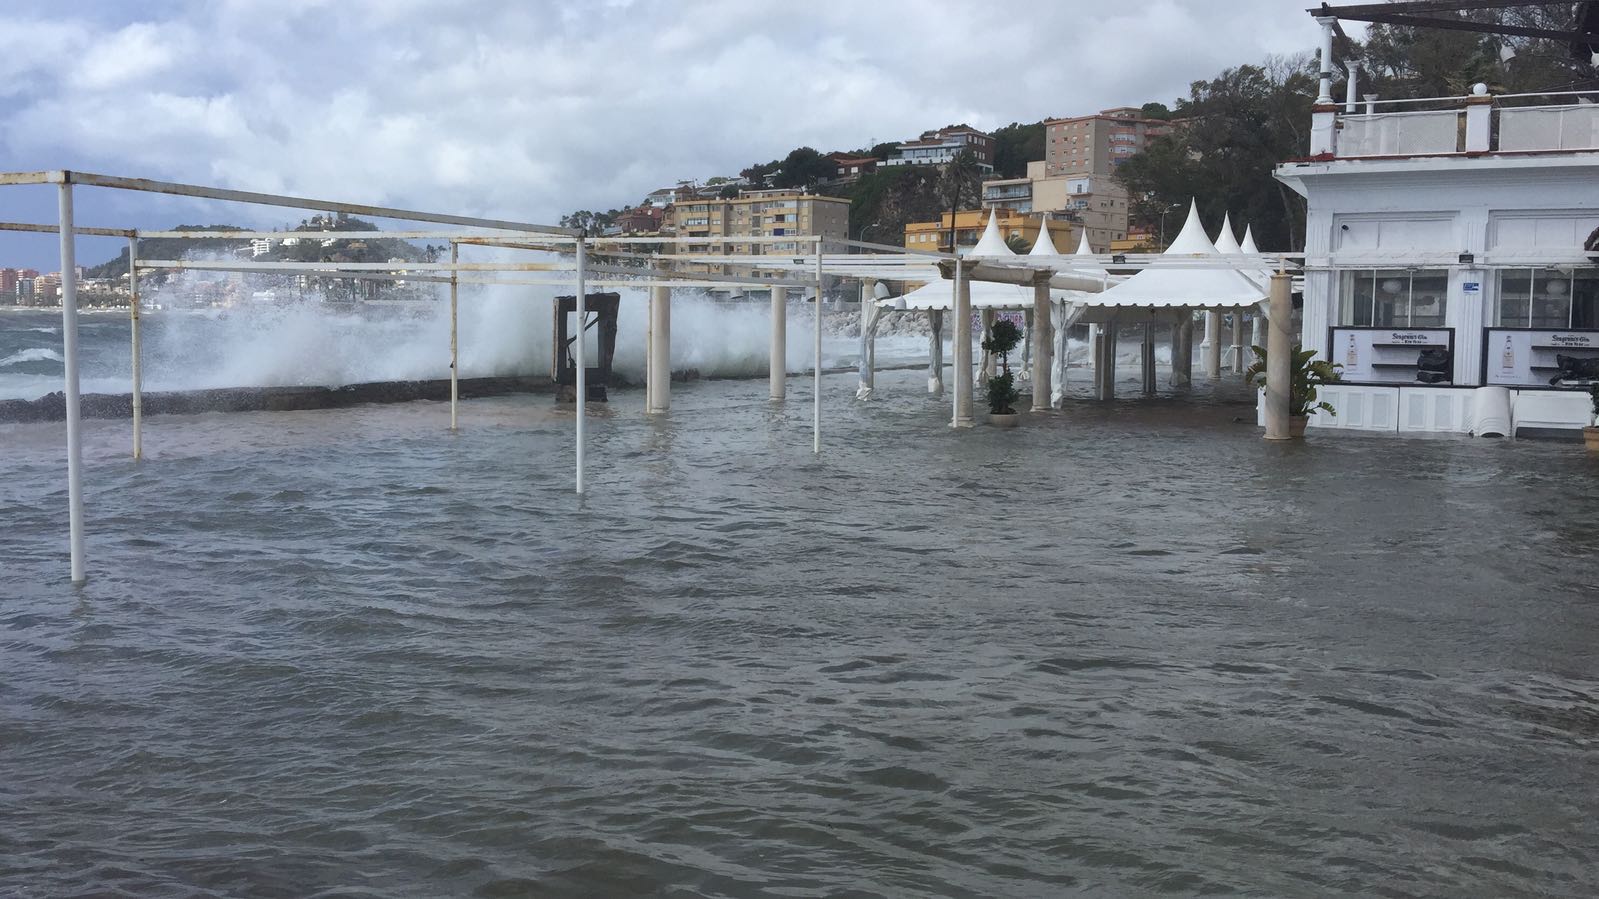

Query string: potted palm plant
[982,318,1023,427]
[1586,384,1599,452]
[1243,344,1342,438]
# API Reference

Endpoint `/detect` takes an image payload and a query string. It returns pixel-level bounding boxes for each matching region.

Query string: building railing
[1316,89,1599,158]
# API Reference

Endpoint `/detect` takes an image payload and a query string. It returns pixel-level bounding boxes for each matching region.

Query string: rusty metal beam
[0,171,60,185]
[40,170,578,235]
[0,222,137,238]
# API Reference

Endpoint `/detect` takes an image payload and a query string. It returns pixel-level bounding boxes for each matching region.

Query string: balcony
[983,184,1031,201]
[1318,89,1599,159]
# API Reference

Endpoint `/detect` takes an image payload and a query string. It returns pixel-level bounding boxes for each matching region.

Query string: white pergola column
[857,278,877,399]
[927,310,944,396]
[129,236,143,459]
[647,279,671,414]
[59,180,86,584]
[979,308,996,380]
[1230,310,1246,373]
[769,284,785,401]
[952,264,974,427]
[1204,310,1223,379]
[1030,275,1051,412]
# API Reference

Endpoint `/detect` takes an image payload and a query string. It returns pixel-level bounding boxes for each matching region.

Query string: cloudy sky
[1,0,1328,270]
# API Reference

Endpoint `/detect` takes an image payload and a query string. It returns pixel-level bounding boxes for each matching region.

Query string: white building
[1276,83,1599,435]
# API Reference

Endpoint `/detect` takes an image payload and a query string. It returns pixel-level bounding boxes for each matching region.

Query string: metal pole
[813,244,822,454]
[770,284,786,401]
[1264,273,1294,440]
[857,278,876,399]
[129,237,143,460]
[647,266,671,415]
[575,237,587,493]
[449,241,459,432]
[59,182,86,585]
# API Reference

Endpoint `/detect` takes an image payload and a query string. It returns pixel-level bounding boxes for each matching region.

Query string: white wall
[1282,155,1599,387]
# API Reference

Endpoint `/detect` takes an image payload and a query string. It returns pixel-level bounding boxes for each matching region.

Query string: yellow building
[903,209,1077,255]
[669,190,850,276]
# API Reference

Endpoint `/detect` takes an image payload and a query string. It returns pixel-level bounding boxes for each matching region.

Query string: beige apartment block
[903,209,1076,256]
[669,190,849,277]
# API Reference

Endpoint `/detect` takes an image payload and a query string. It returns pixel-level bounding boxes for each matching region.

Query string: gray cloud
[1,0,1325,236]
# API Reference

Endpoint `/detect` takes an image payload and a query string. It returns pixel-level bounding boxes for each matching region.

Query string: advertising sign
[1330,328,1453,385]
[1484,329,1599,387]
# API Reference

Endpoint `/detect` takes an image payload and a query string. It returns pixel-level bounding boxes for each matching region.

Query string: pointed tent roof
[881,210,1078,310]
[1213,213,1242,255]
[969,209,1014,257]
[1028,221,1059,257]
[1065,201,1266,311]
[1239,226,1260,256]
[1066,229,1106,279]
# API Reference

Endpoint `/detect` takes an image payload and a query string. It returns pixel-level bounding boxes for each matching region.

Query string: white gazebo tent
[874,210,1085,396]
[1046,231,1113,404]
[1241,225,1272,351]
[1053,202,1268,400]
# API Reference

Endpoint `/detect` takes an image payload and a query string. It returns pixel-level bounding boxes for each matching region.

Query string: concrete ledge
[0,375,555,423]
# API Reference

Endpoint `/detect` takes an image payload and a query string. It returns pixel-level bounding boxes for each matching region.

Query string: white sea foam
[0,348,65,367]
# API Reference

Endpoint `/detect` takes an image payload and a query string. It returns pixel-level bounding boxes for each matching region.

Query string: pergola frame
[0,170,850,584]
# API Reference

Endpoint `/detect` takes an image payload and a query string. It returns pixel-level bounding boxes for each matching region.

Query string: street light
[1157,202,1182,249]
[854,220,881,243]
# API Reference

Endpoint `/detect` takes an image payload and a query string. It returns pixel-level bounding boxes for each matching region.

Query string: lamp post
[1157,202,1182,249]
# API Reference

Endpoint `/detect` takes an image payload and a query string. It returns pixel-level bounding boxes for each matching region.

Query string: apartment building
[669,190,849,277]
[882,125,995,172]
[975,108,1170,250]
[979,161,1131,251]
[1043,107,1170,178]
[903,209,1076,256]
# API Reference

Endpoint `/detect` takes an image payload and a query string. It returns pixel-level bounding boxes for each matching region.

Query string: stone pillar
[952,270,974,427]
[857,278,877,399]
[1031,275,1051,412]
[1465,83,1492,152]
[1265,273,1294,440]
[927,310,944,396]
[647,280,671,414]
[770,285,785,401]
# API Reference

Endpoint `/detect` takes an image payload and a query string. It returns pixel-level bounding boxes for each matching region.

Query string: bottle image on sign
[1345,333,1359,369]
[1501,334,1515,372]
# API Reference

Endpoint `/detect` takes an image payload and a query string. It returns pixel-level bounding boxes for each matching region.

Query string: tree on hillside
[940,149,984,217]
[1140,101,1174,120]
[1116,57,1317,251]
[559,210,619,234]
[741,160,780,186]
[991,121,1046,178]
[773,146,835,189]
[1354,5,1596,98]
[866,141,900,159]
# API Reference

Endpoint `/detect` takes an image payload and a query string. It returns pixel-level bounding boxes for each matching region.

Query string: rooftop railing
[1314,88,1599,159]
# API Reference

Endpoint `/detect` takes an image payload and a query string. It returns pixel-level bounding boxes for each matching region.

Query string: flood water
[3,324,1599,895]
